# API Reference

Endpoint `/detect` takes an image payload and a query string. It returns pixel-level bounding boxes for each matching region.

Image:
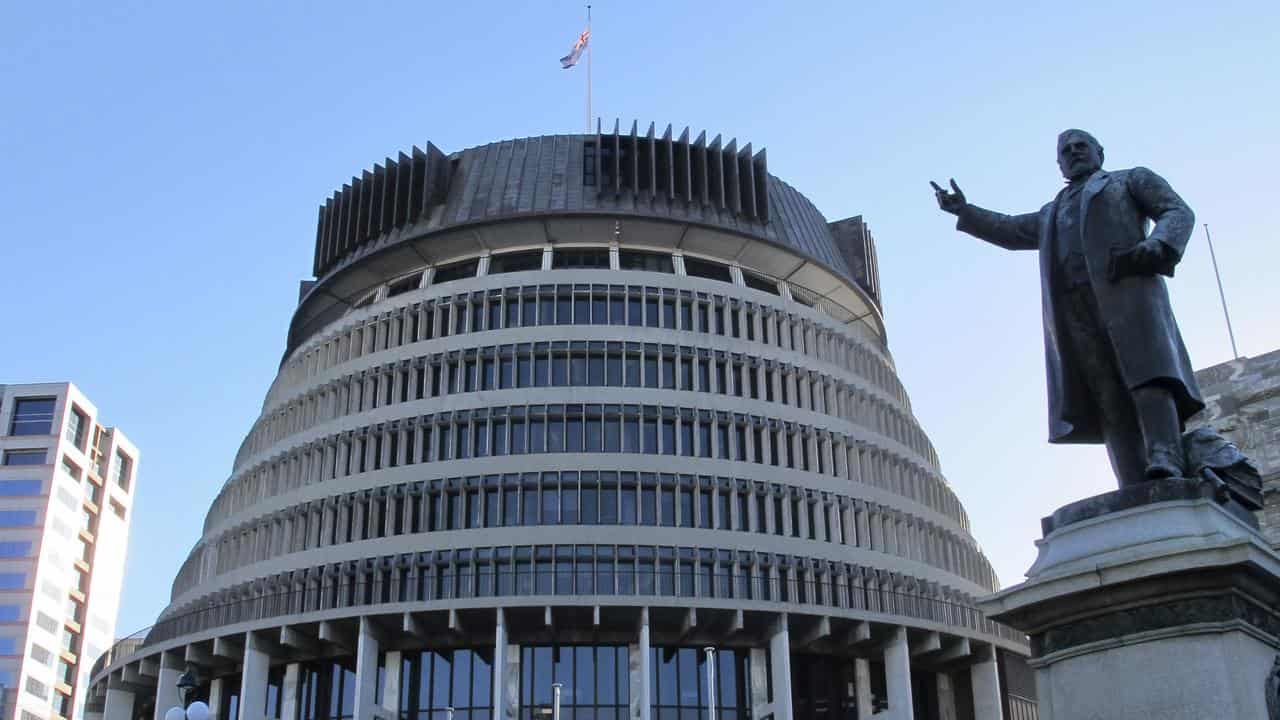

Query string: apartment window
[35,613,58,634]
[432,259,479,284]
[0,542,32,558]
[110,451,132,491]
[25,676,48,700]
[63,406,87,449]
[0,638,16,654]
[0,574,25,590]
[29,644,52,666]
[2,450,45,466]
[682,257,733,282]
[9,398,55,436]
[489,250,544,274]
[618,250,673,273]
[0,511,36,528]
[0,606,19,622]
[59,458,81,482]
[0,480,41,496]
[552,248,611,269]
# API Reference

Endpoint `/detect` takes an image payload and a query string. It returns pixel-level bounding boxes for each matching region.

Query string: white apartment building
[0,384,137,720]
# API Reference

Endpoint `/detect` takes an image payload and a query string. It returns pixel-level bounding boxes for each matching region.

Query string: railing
[88,630,148,680]
[1007,694,1039,720]
[93,570,1025,682]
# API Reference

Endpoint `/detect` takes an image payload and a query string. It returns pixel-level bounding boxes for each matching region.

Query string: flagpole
[1203,223,1240,360]
[586,4,592,133]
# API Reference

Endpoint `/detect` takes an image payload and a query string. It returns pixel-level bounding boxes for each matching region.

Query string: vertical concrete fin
[611,119,622,196]
[313,204,327,276]
[661,124,675,201]
[724,138,741,214]
[645,122,657,201]
[753,147,770,223]
[394,151,412,227]
[708,134,724,211]
[739,142,756,219]
[410,146,428,220]
[370,164,385,240]
[692,131,708,207]
[628,120,640,197]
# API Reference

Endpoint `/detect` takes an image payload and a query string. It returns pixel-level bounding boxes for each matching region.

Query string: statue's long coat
[956,167,1204,444]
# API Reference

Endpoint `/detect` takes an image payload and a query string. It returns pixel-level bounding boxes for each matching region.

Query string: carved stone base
[980,492,1280,719]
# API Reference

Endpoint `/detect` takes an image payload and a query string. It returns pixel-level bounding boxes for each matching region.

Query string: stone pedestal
[979,480,1280,720]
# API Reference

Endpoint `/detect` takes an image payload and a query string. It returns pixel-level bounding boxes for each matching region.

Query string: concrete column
[280,664,302,720]
[239,634,271,720]
[883,627,914,720]
[104,688,136,720]
[155,662,183,720]
[937,673,959,720]
[853,659,874,719]
[492,609,507,720]
[383,651,403,718]
[503,641,520,720]
[354,617,381,720]
[970,648,1004,720]
[768,616,793,720]
[632,608,652,720]
[208,677,227,720]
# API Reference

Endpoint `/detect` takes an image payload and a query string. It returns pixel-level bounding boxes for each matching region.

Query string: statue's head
[1057,129,1104,181]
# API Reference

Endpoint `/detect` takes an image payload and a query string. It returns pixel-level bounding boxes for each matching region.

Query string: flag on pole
[560,28,590,68]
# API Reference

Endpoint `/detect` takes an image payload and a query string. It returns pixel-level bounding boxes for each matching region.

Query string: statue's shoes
[1145,445,1183,480]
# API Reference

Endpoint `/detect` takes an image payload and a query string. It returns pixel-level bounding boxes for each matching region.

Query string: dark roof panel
[311,127,858,284]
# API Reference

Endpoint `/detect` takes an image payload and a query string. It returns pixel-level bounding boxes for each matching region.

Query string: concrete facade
[85,128,1031,720]
[1188,349,1280,546]
[0,383,138,720]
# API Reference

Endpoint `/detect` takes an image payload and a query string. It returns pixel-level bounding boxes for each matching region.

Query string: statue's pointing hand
[930,179,967,215]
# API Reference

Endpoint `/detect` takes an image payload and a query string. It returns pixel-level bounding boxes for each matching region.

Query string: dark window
[683,257,733,282]
[387,273,422,297]
[553,248,611,269]
[64,406,87,449]
[742,271,780,295]
[3,450,44,466]
[0,511,37,527]
[489,250,543,274]
[618,250,674,273]
[0,480,42,496]
[433,259,480,284]
[10,398,54,436]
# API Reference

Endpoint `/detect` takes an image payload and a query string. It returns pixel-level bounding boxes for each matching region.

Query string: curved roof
[309,123,874,295]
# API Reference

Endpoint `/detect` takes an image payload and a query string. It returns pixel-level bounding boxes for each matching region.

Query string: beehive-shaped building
[87,124,1033,720]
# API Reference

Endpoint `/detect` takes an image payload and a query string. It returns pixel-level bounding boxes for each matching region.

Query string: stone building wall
[1188,348,1280,545]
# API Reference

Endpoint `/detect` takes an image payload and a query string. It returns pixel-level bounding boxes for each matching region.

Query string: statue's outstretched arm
[956,206,1040,251]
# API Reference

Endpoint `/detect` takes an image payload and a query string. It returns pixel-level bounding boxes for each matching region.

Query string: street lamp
[162,668,209,720]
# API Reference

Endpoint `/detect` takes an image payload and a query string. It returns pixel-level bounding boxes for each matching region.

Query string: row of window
[195,469,991,598]
[208,643,756,720]
[272,280,903,432]
[157,543,1018,647]
[244,339,925,473]
[7,397,90,458]
[211,402,964,540]
[0,448,132,494]
[380,248,786,297]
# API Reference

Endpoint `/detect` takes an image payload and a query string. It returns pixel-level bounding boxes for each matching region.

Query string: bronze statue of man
[931,129,1204,488]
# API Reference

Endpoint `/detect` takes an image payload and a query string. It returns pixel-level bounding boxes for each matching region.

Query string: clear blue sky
[2,1,1276,636]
